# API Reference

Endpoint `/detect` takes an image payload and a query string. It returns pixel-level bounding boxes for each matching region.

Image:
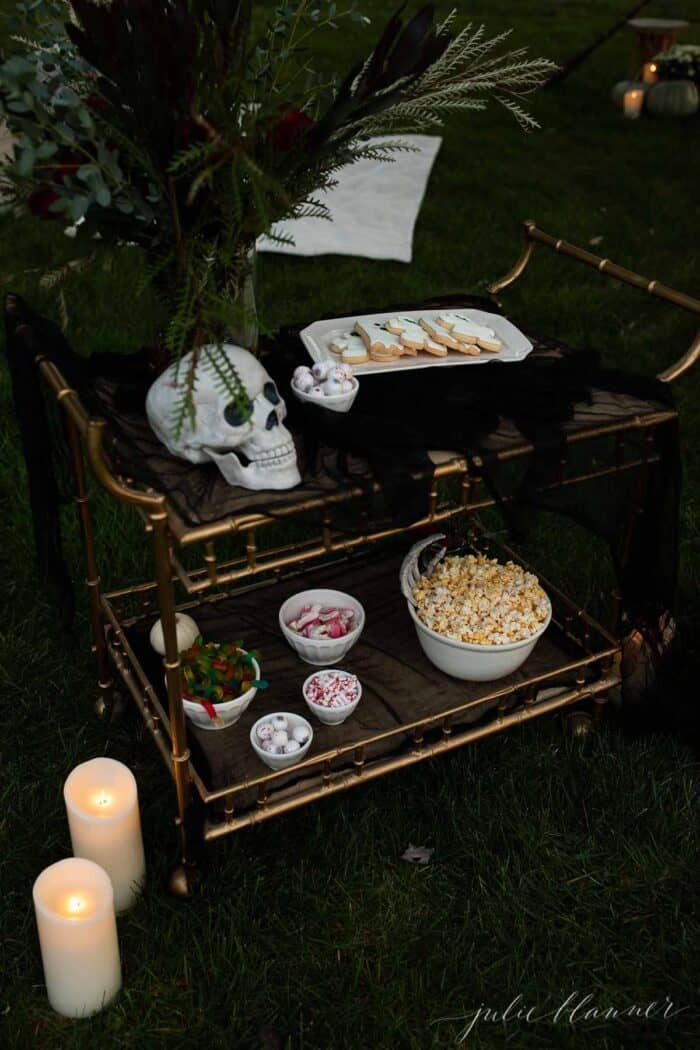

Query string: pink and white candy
[287,604,356,640]
[305,670,359,709]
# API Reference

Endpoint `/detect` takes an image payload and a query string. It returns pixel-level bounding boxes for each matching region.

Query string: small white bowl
[177,653,261,731]
[303,670,363,725]
[408,599,551,682]
[279,589,365,665]
[292,376,359,414]
[250,712,313,770]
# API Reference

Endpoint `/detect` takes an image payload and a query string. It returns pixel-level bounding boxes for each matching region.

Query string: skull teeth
[252,443,295,466]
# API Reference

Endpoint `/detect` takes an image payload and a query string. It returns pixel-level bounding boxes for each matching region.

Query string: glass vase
[225,244,258,352]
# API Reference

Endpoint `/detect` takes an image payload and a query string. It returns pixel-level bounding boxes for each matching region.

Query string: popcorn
[412,554,549,645]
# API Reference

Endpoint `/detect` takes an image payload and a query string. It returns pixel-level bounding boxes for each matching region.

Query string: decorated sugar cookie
[437,313,502,351]
[329,331,369,364]
[385,317,448,357]
[418,316,463,350]
[354,320,403,361]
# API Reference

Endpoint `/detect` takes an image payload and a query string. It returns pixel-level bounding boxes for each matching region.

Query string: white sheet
[257,135,442,264]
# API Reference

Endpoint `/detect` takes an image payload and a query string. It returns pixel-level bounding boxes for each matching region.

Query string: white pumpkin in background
[647,79,699,117]
[149,613,200,655]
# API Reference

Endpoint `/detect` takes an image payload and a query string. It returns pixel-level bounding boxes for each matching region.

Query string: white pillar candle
[64,758,145,912]
[33,858,121,1017]
[623,88,645,119]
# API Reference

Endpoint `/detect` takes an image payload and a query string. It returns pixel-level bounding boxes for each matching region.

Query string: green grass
[1,2,700,1047]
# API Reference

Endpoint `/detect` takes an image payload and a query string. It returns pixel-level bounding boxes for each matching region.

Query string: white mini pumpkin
[149,613,200,655]
[647,79,699,117]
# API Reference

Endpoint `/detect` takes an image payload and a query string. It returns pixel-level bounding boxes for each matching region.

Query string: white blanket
[257,135,442,264]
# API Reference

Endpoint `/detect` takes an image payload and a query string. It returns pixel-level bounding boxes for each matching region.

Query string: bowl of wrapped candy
[279,588,365,665]
[250,712,313,770]
[291,360,359,414]
[303,669,363,726]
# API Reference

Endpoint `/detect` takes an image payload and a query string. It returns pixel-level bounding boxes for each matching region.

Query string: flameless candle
[623,88,645,119]
[64,758,145,912]
[642,62,658,85]
[33,858,121,1017]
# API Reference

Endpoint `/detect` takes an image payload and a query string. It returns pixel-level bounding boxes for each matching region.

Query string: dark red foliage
[51,149,84,184]
[28,187,59,218]
[86,92,109,112]
[272,106,314,151]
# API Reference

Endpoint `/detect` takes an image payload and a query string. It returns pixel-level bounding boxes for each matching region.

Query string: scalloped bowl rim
[279,590,366,647]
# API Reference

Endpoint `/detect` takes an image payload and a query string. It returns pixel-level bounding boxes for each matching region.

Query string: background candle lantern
[64,758,145,912]
[642,61,658,85]
[623,87,645,119]
[33,858,121,1017]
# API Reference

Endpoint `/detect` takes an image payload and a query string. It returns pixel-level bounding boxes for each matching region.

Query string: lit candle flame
[93,789,113,809]
[66,895,85,915]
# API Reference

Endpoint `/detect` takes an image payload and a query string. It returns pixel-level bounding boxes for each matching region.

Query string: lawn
[1,1,699,1047]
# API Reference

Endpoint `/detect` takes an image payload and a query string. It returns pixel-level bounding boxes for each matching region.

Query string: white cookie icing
[386,317,429,345]
[355,321,401,350]
[438,313,497,341]
[330,330,364,354]
[342,345,368,360]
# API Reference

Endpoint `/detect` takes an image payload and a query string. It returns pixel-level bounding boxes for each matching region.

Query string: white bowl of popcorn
[408,553,552,681]
[291,360,359,413]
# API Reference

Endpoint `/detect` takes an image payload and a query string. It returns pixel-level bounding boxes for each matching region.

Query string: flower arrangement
[180,638,267,718]
[653,43,700,86]
[0,2,555,433]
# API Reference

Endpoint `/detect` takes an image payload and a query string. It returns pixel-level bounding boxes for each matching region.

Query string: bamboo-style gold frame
[33,223,698,891]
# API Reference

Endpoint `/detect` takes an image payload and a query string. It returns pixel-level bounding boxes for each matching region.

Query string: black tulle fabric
[3,294,680,633]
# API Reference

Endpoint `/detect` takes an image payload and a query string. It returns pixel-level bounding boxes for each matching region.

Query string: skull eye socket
[224,398,252,428]
[264,381,280,405]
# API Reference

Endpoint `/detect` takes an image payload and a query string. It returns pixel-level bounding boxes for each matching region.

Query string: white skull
[146,344,301,491]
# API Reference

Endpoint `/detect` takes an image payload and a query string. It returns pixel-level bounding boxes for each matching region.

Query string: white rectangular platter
[300,308,533,377]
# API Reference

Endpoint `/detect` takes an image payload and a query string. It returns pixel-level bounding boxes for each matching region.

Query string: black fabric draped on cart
[3,293,680,643]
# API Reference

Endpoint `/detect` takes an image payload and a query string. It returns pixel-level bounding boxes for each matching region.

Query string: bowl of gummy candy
[250,712,313,770]
[303,669,363,726]
[279,588,365,665]
[291,359,359,414]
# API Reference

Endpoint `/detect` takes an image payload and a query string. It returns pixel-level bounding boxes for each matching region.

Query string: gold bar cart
[30,223,699,893]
